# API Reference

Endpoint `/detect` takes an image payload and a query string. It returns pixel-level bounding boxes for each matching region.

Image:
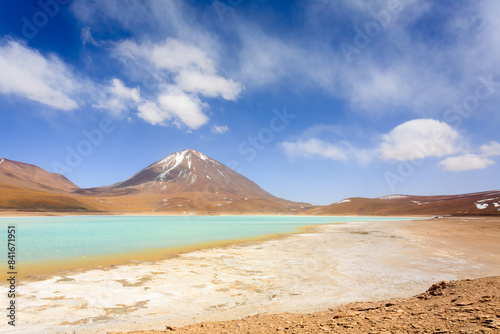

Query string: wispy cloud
[93,78,140,117]
[0,39,79,110]
[280,125,375,164]
[282,138,349,161]
[231,0,500,120]
[211,125,229,134]
[80,27,100,46]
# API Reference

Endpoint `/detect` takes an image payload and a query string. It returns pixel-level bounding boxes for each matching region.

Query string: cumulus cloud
[439,154,496,172]
[114,38,242,129]
[0,40,79,110]
[481,141,500,157]
[158,88,208,129]
[0,39,144,119]
[438,140,500,172]
[378,119,461,161]
[137,100,170,126]
[282,119,497,172]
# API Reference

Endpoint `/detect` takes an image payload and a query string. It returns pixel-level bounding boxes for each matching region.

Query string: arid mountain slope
[109,149,278,198]
[0,158,98,212]
[88,149,310,213]
[0,158,77,191]
[0,151,310,214]
[308,190,500,216]
[1,152,499,215]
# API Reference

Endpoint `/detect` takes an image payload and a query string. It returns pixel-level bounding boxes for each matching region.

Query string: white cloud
[439,154,496,172]
[109,78,140,102]
[158,88,208,129]
[136,89,208,129]
[149,39,215,74]
[137,100,171,126]
[378,119,460,161]
[0,40,79,110]
[175,71,242,101]
[282,138,349,161]
[93,78,140,117]
[481,141,500,157]
[211,125,229,134]
[438,140,500,172]
[113,38,242,128]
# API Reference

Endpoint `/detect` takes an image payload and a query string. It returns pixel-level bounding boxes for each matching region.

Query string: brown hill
[0,158,100,212]
[0,158,77,191]
[308,190,500,216]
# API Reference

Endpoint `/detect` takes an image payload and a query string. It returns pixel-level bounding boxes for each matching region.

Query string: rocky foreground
[112,276,500,334]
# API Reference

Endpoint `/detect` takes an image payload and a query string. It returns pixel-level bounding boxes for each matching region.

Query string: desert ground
[1,216,499,334]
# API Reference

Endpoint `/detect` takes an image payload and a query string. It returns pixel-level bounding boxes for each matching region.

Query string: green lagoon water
[0,215,416,264]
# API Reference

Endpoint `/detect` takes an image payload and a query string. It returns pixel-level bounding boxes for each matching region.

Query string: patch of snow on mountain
[335,199,351,204]
[379,195,409,200]
[475,202,488,210]
[0,158,4,165]
[155,153,186,181]
[477,198,499,203]
[411,200,429,205]
[494,202,500,208]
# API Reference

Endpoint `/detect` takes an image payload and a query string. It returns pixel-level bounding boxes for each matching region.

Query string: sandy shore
[1,217,499,333]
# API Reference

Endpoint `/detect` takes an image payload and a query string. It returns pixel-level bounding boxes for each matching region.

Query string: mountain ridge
[307,190,500,216]
[0,150,498,216]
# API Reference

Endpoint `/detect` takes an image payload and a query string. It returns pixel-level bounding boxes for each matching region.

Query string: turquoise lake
[0,215,417,264]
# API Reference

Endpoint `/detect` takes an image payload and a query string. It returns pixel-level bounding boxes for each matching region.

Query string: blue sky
[0,0,499,205]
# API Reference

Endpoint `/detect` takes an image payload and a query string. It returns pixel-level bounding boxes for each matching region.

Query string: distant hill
[0,158,77,191]
[0,158,96,212]
[306,191,500,216]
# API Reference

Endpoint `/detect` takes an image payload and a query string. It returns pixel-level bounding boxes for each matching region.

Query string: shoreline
[3,216,499,333]
[0,210,435,218]
[0,215,426,282]
[5,223,322,283]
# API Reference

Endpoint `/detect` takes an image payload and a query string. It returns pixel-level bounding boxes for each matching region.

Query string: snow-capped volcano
[109,149,277,199]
